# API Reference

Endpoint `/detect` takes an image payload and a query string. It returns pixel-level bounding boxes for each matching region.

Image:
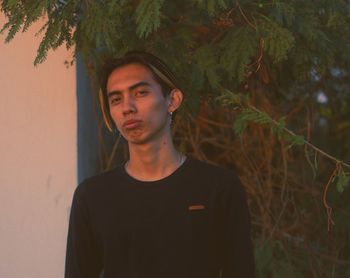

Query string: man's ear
[167,89,183,113]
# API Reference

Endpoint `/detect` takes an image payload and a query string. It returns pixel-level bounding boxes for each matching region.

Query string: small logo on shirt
[188,204,206,211]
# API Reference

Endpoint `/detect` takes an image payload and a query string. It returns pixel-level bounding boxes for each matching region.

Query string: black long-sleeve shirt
[65,157,255,278]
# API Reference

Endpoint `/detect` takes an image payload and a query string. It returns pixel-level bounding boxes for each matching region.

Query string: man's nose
[122,95,136,115]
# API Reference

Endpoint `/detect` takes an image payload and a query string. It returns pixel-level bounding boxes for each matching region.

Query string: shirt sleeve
[65,183,103,278]
[221,173,255,278]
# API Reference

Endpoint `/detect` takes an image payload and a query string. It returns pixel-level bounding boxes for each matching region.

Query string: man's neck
[126,135,184,182]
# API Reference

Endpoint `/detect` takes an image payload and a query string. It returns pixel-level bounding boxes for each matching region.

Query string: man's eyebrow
[129,81,151,91]
[107,81,151,98]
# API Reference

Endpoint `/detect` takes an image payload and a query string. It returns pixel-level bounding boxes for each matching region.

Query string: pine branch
[219,90,350,169]
[135,0,165,38]
[217,90,350,230]
[248,103,350,169]
[193,44,221,88]
[219,26,257,82]
[193,0,228,16]
[257,13,295,63]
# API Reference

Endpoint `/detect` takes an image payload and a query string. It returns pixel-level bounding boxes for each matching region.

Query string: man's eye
[136,90,149,97]
[110,97,121,105]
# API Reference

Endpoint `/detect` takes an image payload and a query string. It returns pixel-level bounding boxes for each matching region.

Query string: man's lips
[122,119,142,129]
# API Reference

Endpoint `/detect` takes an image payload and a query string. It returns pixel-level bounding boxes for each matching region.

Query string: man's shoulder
[83,167,121,184]
[187,156,238,178]
[185,156,242,191]
[74,166,124,197]
[187,157,246,201]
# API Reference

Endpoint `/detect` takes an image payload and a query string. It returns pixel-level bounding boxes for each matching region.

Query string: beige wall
[0,15,77,278]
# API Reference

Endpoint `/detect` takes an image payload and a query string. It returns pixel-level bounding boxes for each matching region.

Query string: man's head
[99,51,183,144]
[99,51,183,132]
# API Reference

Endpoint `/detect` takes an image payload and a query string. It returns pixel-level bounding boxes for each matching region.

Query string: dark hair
[98,51,182,131]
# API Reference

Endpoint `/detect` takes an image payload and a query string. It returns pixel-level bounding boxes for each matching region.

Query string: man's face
[106,63,171,145]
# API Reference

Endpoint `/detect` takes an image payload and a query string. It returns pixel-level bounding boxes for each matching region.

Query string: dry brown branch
[236,1,257,30]
[246,103,350,169]
[323,164,339,232]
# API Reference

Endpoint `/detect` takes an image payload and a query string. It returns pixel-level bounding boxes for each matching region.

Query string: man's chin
[127,138,148,145]
[124,133,149,145]
[125,133,163,146]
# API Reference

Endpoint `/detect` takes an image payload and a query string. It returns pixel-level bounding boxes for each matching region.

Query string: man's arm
[221,174,255,278]
[65,184,103,278]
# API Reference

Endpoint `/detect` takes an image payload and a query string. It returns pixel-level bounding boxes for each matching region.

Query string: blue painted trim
[76,54,100,183]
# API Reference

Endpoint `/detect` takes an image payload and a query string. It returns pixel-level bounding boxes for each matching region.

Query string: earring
[169,111,173,124]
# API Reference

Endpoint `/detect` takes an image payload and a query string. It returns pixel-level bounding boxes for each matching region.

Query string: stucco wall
[0,15,77,278]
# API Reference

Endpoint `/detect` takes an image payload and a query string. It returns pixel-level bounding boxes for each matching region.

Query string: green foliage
[271,117,286,138]
[135,0,165,38]
[1,0,78,65]
[283,133,305,149]
[217,90,306,149]
[219,27,257,83]
[335,169,350,193]
[255,239,304,278]
[193,44,221,88]
[1,2,27,42]
[78,2,126,55]
[215,89,248,108]
[268,2,295,27]
[2,0,348,93]
[258,14,295,63]
[193,0,228,16]
[233,107,305,148]
[255,240,273,277]
[233,108,272,134]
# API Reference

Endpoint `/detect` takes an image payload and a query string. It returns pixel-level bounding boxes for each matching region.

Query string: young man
[65,51,255,278]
